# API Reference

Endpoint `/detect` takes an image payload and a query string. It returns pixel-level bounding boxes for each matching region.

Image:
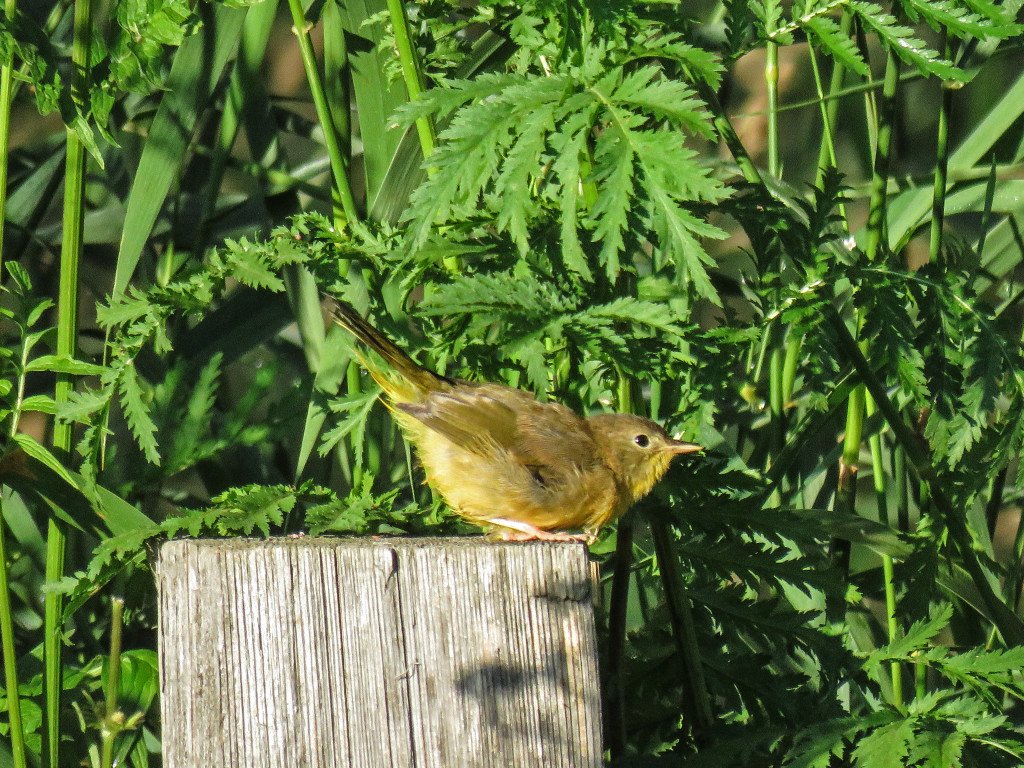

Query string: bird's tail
[329,299,452,399]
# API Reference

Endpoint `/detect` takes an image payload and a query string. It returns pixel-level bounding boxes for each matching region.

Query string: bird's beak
[665,439,702,455]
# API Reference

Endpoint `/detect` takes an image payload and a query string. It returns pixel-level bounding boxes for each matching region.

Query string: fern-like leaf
[117,361,161,464]
[801,13,870,76]
[849,2,961,79]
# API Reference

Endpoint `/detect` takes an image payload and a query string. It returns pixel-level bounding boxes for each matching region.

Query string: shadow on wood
[158,537,602,768]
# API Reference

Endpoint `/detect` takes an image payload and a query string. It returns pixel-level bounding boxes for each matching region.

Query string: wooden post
[157,537,602,767]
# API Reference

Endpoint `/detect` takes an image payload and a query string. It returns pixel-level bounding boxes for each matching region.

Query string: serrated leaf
[849,1,962,79]
[320,387,380,460]
[581,297,685,336]
[904,0,1021,39]
[118,363,161,464]
[864,604,953,673]
[167,353,223,471]
[802,13,870,76]
[941,645,1024,677]
[852,719,914,768]
[57,389,110,423]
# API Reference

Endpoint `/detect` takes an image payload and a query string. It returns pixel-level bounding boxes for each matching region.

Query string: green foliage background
[3,0,1024,765]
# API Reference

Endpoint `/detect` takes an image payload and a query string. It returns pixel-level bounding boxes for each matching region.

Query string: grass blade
[112,3,248,298]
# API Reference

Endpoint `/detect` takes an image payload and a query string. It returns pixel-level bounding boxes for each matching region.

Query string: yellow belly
[404,417,620,532]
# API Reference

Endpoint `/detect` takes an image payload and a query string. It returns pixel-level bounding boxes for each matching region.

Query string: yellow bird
[331,301,701,541]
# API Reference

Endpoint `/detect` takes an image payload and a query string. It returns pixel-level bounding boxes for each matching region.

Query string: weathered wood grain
[158,537,601,767]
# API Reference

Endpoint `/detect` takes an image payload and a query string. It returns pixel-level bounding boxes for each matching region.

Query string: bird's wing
[512,400,603,474]
[395,385,523,456]
[396,383,601,473]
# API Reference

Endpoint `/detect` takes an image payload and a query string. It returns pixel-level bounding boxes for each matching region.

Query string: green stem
[47,0,93,762]
[781,336,799,406]
[649,378,662,422]
[864,44,900,262]
[764,10,788,508]
[0,9,25,757]
[0,26,26,754]
[768,342,784,506]
[813,12,850,185]
[810,11,852,230]
[0,7,12,284]
[286,0,358,227]
[323,0,351,166]
[765,39,779,179]
[386,0,436,163]
[882,554,902,700]
[50,0,93,759]
[893,428,909,531]
[384,0,459,276]
[0,508,25,768]
[929,32,953,267]
[835,311,867,574]
[100,598,125,768]
[835,25,901,575]
[867,395,901,705]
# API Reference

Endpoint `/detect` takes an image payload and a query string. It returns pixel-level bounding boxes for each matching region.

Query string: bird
[330,300,701,542]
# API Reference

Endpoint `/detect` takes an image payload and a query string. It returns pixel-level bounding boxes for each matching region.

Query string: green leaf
[852,719,914,768]
[400,38,726,289]
[20,394,57,414]
[117,363,161,464]
[863,604,953,674]
[903,0,1022,39]
[113,3,249,297]
[25,354,105,376]
[801,13,870,77]
[849,2,961,79]
[11,433,79,489]
[166,353,223,471]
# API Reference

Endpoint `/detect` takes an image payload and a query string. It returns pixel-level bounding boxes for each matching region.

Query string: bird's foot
[487,518,595,544]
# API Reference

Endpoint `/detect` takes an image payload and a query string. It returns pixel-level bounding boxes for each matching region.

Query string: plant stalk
[812,12,850,184]
[929,32,953,267]
[867,395,901,705]
[46,3,92,767]
[0,0,26,758]
[386,0,436,163]
[286,0,358,227]
[864,45,900,263]
[0,514,26,768]
[835,24,901,578]
[100,598,125,768]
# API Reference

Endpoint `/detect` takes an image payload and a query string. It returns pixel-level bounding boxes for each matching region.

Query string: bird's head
[587,413,701,509]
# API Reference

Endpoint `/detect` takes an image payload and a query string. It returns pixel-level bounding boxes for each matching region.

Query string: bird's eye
[633,434,650,448]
